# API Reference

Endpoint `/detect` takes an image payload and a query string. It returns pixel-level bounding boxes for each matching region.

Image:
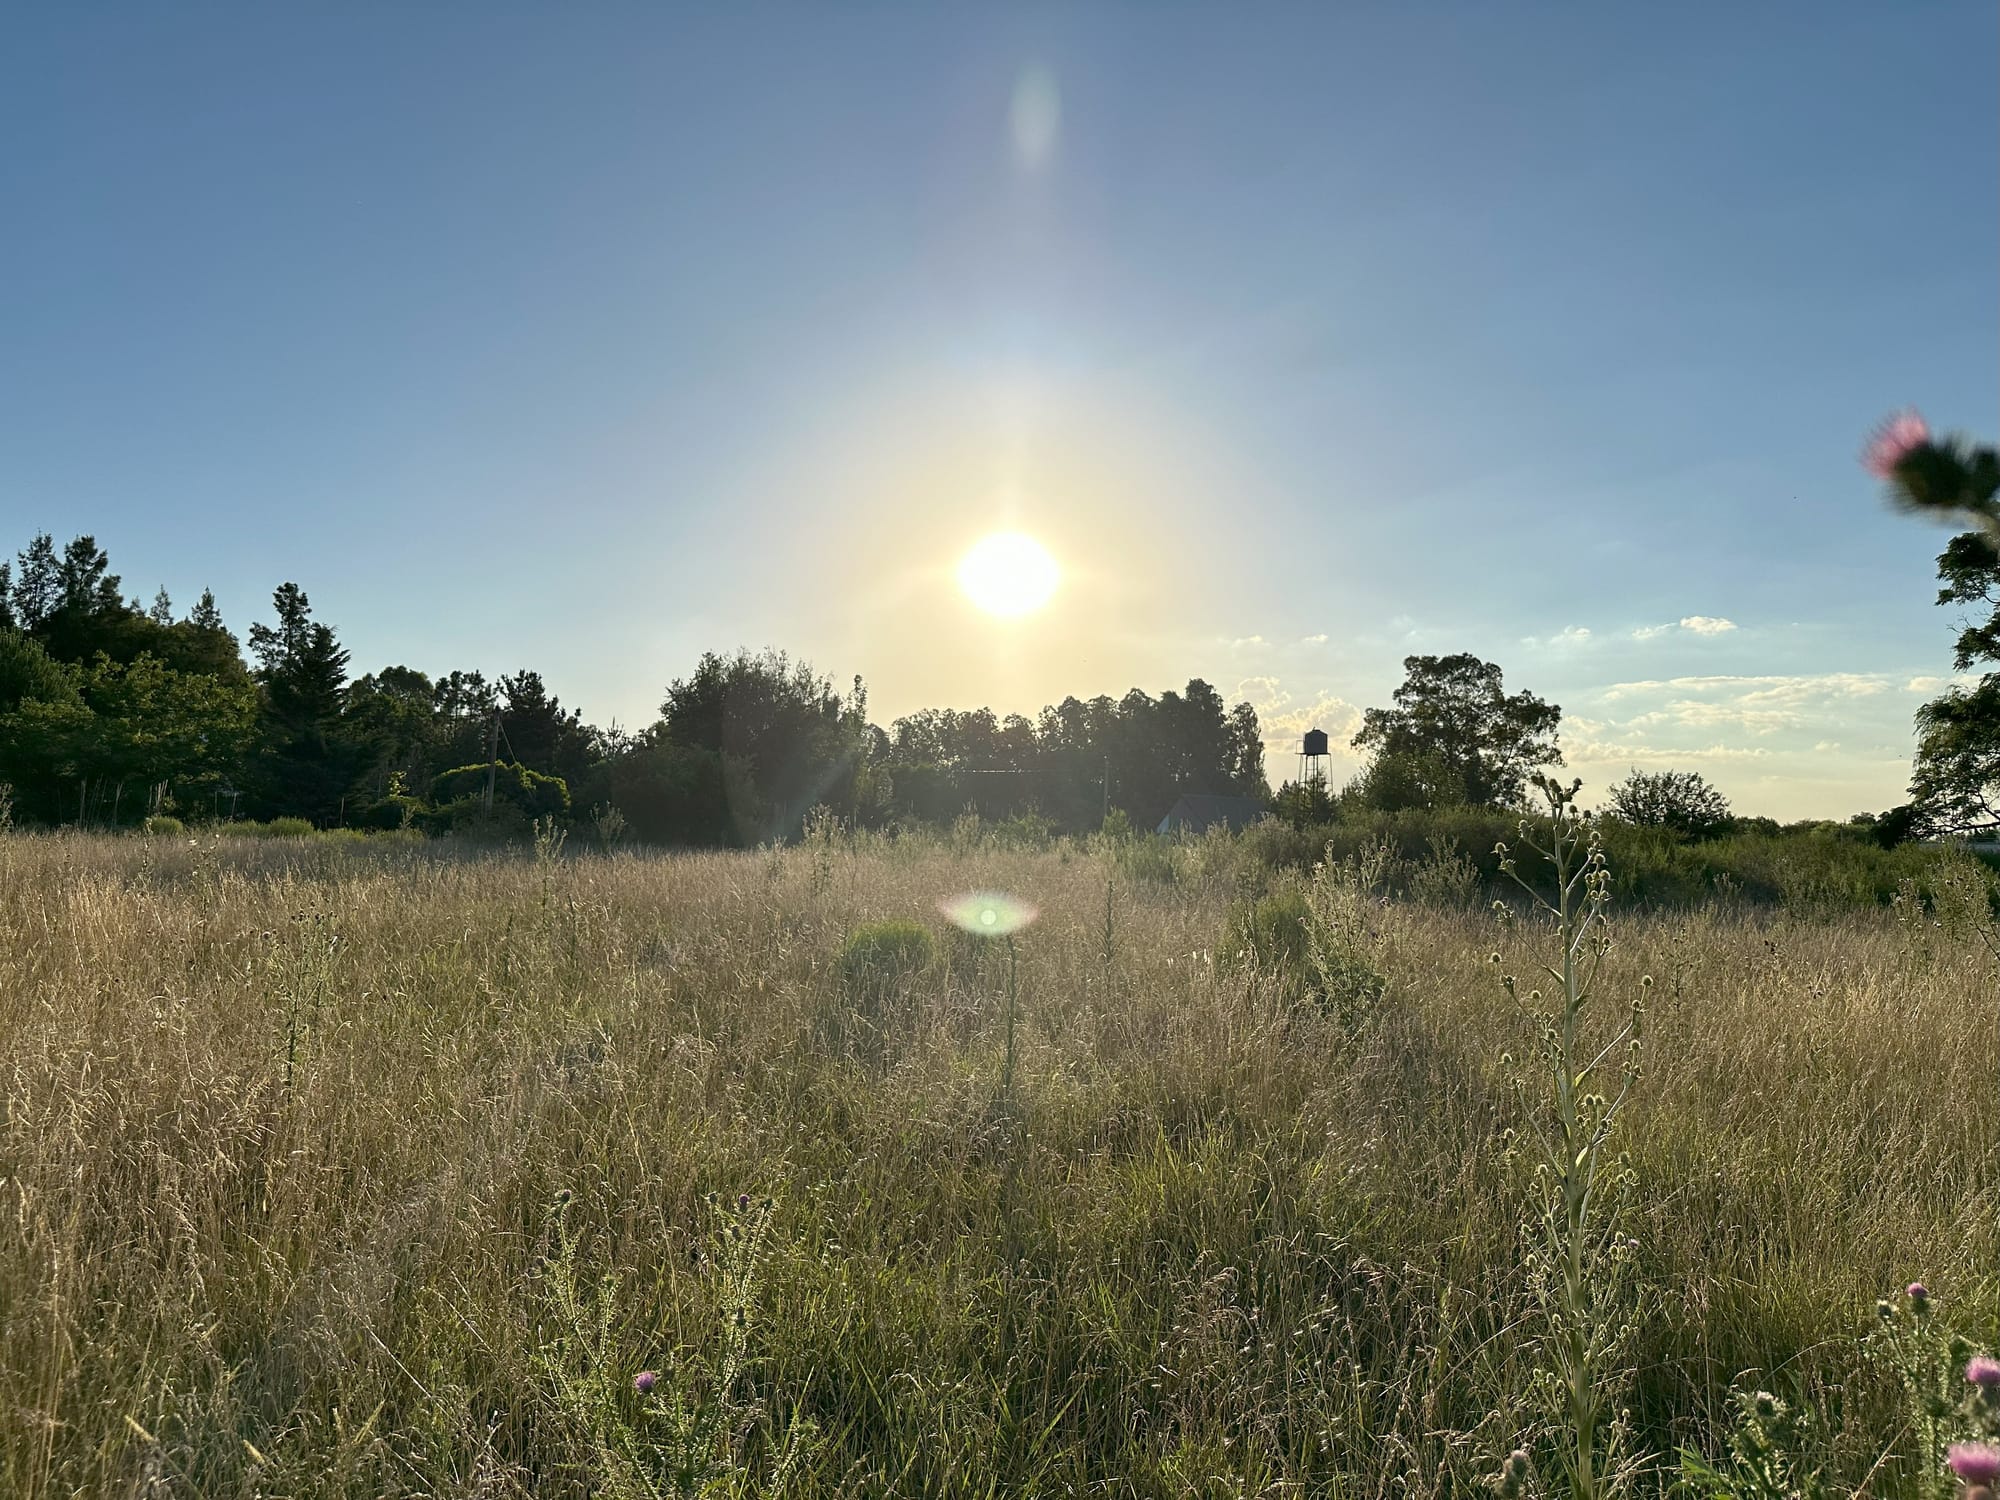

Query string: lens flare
[939,890,1038,938]
[956,532,1059,617]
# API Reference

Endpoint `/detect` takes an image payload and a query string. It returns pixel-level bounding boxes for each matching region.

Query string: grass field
[1,828,1993,1498]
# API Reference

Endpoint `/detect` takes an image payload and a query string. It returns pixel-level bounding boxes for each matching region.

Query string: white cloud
[1299,633,1329,646]
[1236,676,1362,742]
[1600,673,1892,704]
[1226,634,1268,650]
[1523,625,1593,648]
[1632,616,1738,641]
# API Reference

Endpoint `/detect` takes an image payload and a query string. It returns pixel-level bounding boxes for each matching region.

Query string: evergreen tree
[246,584,362,823]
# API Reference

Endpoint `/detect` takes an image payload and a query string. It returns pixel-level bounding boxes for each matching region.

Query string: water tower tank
[1301,728,1329,758]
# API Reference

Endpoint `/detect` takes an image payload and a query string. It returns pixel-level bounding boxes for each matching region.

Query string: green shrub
[142,815,186,837]
[1112,834,1181,886]
[1225,874,1388,1030]
[354,794,426,832]
[263,817,315,839]
[837,919,935,997]
[824,919,937,1064]
[1226,885,1314,972]
[431,762,570,821]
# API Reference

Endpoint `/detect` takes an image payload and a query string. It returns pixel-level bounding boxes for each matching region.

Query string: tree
[499,669,593,783]
[1342,746,1465,813]
[659,649,871,842]
[1605,768,1731,839]
[1272,774,1335,827]
[246,584,362,823]
[10,535,61,631]
[78,653,259,822]
[1352,654,1561,808]
[1870,412,2000,835]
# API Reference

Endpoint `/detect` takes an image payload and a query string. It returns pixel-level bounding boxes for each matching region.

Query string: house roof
[1155,793,1269,834]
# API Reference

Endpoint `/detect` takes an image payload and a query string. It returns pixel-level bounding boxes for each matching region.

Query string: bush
[141,815,186,837]
[354,794,426,832]
[1226,885,1314,973]
[837,919,936,997]
[262,817,316,838]
[431,762,570,821]
[1224,877,1388,1027]
[825,919,937,1065]
[1111,834,1182,886]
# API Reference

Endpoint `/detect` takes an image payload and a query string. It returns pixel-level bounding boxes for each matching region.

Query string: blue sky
[3,4,1994,818]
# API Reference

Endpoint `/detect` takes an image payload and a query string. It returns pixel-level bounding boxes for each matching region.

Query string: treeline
[0,534,1267,842]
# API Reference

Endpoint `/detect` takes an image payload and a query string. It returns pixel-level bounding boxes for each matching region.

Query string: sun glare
[956,532,1059,617]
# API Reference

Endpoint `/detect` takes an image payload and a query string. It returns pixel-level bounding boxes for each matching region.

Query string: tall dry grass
[0,830,1992,1497]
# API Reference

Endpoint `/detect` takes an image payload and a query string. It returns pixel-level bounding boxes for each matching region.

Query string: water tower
[1299,728,1330,785]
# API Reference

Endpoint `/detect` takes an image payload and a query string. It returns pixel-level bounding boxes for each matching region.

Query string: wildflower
[1909,1281,1931,1314]
[633,1370,658,1395]
[1948,1443,2000,1485]
[1877,1298,1896,1320]
[1752,1390,1778,1420]
[738,1193,752,1214]
[1967,1355,2000,1388]
[1862,409,1930,478]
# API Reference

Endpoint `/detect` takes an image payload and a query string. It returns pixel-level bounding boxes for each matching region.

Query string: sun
[956,532,1059,617]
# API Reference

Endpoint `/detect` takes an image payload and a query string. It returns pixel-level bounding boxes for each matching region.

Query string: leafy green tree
[78,653,258,822]
[344,665,445,800]
[1605,767,1732,839]
[659,649,870,841]
[1870,413,2000,834]
[0,629,91,822]
[1352,653,1561,808]
[1272,773,1335,827]
[1342,746,1465,813]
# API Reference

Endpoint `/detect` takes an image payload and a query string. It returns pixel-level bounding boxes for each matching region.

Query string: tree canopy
[1352,653,1562,809]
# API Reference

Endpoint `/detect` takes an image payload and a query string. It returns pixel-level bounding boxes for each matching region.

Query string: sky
[2,4,1995,820]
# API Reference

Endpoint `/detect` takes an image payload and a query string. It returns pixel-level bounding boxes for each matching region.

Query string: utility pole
[1103,753,1110,824]
[482,709,501,813]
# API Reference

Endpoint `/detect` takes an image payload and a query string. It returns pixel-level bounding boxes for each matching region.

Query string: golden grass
[0,831,1992,1497]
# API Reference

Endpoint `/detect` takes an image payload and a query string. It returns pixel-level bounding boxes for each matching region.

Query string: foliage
[1271,773,1334,827]
[537,1192,815,1499]
[1875,418,2000,835]
[1605,768,1732,840]
[836,919,935,997]
[1353,653,1562,809]
[432,760,572,820]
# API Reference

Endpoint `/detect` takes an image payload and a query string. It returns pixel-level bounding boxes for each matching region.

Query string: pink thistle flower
[633,1370,659,1395]
[1949,1443,2000,1484]
[1968,1355,2000,1388]
[1863,409,1930,478]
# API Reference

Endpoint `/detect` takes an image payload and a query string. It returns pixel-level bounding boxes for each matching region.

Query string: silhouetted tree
[1605,768,1731,839]
[246,584,363,823]
[1353,653,1561,808]
[659,649,870,841]
[1871,414,2000,834]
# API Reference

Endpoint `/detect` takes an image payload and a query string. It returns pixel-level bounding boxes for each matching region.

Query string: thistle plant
[537,1190,815,1499]
[1493,776,1647,1500]
[1867,1283,2000,1497]
[1677,1386,1829,1499]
